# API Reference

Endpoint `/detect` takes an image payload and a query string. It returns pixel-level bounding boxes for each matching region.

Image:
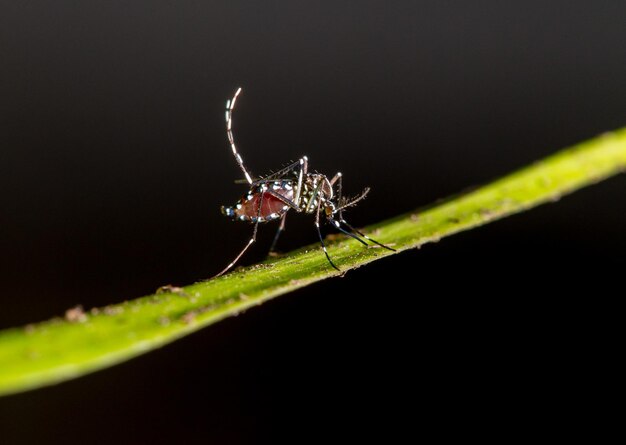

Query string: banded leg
[328,172,369,245]
[328,216,368,246]
[215,190,265,277]
[305,180,325,213]
[256,157,307,183]
[334,174,395,251]
[340,219,396,251]
[226,87,254,184]
[265,188,299,210]
[254,157,308,212]
[293,156,308,208]
[315,196,339,271]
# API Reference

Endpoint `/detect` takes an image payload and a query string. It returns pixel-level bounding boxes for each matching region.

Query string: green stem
[1,128,626,397]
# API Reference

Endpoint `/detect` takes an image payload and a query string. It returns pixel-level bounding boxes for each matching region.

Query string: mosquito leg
[268,213,287,255]
[333,173,369,216]
[265,189,299,210]
[340,219,396,251]
[215,190,265,277]
[327,217,368,246]
[328,173,368,245]
[260,156,308,211]
[255,159,305,183]
[214,225,258,277]
[331,173,394,251]
[293,156,308,210]
[334,172,344,216]
[305,180,324,213]
[315,198,340,271]
[226,87,254,184]
[330,171,342,186]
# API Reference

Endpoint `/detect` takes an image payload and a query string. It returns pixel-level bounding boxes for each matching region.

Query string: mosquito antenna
[226,87,253,184]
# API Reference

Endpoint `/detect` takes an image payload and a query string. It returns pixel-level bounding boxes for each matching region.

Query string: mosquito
[217,87,394,277]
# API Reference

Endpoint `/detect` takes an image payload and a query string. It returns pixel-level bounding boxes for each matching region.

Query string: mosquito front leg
[305,180,325,214]
[339,219,395,251]
[327,172,368,244]
[332,173,395,251]
[327,215,368,246]
[315,196,339,271]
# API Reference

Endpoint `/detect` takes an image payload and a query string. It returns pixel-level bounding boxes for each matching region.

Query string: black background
[0,2,624,443]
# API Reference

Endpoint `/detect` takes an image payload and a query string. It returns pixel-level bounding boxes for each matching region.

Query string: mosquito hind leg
[215,192,265,277]
[226,87,254,184]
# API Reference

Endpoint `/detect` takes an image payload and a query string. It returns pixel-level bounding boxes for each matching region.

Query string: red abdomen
[235,187,294,221]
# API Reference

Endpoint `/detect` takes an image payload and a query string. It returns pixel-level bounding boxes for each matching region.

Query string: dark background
[0,1,623,443]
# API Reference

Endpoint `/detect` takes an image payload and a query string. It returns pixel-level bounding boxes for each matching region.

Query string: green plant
[1,128,625,397]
